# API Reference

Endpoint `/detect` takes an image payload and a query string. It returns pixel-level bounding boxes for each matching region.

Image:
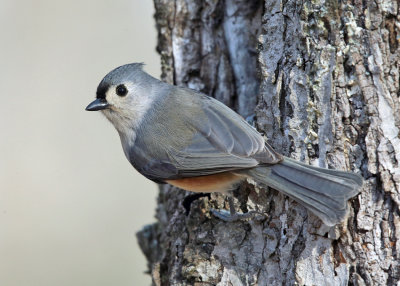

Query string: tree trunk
[137,0,400,285]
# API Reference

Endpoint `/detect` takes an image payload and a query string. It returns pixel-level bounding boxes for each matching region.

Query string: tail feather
[247,157,363,226]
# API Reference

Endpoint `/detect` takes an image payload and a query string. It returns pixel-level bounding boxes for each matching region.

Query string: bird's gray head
[86,63,159,135]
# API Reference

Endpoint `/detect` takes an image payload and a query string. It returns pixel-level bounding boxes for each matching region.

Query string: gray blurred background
[0,0,159,285]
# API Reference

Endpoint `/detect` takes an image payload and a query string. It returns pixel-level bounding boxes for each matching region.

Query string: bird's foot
[211,209,264,222]
[210,196,265,222]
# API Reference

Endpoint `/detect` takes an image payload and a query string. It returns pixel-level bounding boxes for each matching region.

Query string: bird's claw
[210,209,265,222]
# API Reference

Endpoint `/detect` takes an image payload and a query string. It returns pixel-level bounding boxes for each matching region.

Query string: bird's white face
[100,81,155,144]
[101,82,135,110]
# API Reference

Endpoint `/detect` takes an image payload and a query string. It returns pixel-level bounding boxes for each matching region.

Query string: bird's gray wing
[130,88,282,181]
[186,93,282,162]
[168,131,260,177]
[133,129,262,181]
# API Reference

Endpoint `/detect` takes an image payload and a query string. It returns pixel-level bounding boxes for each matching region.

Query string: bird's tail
[245,157,363,226]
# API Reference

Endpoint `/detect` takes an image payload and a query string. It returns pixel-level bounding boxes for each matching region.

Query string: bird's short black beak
[85,98,110,111]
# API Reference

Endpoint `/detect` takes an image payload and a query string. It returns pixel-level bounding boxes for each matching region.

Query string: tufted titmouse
[86,63,363,226]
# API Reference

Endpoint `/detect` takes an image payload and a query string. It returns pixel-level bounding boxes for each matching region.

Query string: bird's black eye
[116,84,128,96]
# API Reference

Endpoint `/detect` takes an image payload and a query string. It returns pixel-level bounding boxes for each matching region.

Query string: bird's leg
[210,192,265,222]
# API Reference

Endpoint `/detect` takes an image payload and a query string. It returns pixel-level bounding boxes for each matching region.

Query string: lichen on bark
[138,0,400,285]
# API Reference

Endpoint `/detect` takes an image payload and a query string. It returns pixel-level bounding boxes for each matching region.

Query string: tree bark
[137,0,400,285]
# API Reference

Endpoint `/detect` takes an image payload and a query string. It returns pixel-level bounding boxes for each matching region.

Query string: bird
[86,63,363,226]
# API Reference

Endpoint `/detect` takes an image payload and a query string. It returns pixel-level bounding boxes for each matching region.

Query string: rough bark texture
[137,0,400,285]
